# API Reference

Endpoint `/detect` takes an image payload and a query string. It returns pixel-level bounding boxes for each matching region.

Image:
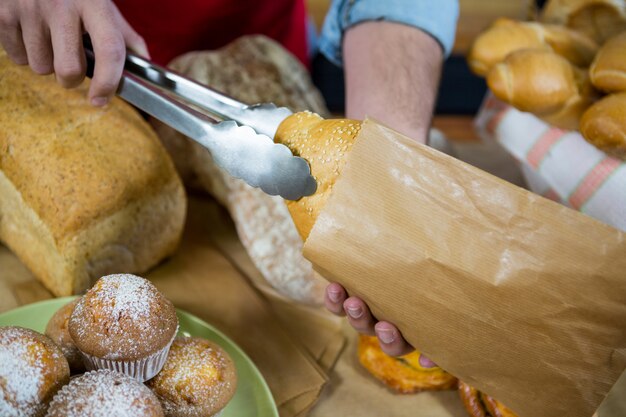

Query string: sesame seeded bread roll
[274,111,362,241]
[0,50,186,296]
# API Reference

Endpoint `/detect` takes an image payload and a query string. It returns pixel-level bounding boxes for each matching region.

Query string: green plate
[0,297,278,417]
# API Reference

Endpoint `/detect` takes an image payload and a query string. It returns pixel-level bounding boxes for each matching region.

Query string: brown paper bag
[304,119,626,417]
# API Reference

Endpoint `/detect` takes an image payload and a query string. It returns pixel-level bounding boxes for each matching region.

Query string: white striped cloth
[475,94,626,232]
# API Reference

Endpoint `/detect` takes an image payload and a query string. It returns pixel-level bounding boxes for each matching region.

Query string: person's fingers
[343,297,376,335]
[0,4,28,65]
[374,321,414,357]
[115,5,149,58]
[20,4,53,74]
[324,282,347,316]
[417,353,438,368]
[81,2,126,105]
[343,296,376,335]
[48,9,85,88]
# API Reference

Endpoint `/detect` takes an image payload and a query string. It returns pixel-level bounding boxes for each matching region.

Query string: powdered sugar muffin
[146,337,237,417]
[45,299,84,374]
[0,326,70,417]
[46,369,164,417]
[68,274,178,381]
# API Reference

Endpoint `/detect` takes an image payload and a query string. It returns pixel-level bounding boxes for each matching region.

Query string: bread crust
[274,112,362,241]
[590,31,626,93]
[468,18,598,76]
[580,92,626,158]
[0,52,186,296]
[541,0,626,43]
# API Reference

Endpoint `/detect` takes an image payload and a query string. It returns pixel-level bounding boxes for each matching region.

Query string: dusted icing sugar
[70,274,177,360]
[0,327,63,417]
[47,370,162,417]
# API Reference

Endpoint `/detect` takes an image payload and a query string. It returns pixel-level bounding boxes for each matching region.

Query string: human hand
[326,282,426,358]
[0,0,148,106]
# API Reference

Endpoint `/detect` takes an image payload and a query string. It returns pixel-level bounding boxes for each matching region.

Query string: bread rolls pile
[469,0,626,159]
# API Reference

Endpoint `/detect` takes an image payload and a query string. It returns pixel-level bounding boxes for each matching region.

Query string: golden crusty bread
[541,0,626,43]
[468,18,598,76]
[274,111,361,241]
[0,51,186,296]
[580,92,626,159]
[590,31,626,92]
[487,49,597,130]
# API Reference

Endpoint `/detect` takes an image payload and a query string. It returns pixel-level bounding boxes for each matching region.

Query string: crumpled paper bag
[303,119,626,417]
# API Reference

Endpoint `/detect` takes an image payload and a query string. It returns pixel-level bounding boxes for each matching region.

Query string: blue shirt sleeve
[319,0,460,67]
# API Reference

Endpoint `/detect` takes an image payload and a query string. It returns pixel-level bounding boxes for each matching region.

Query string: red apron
[115,0,309,66]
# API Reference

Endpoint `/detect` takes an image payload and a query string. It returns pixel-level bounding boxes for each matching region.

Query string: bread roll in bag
[0,51,186,296]
[275,114,626,417]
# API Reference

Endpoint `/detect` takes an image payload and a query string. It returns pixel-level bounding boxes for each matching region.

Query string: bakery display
[44,299,84,374]
[487,49,597,130]
[580,92,626,158]
[468,3,626,158]
[541,0,626,43]
[0,326,70,417]
[46,369,164,417]
[458,381,519,417]
[153,35,330,305]
[357,335,457,393]
[0,49,186,297]
[468,17,597,76]
[146,337,237,417]
[589,31,626,92]
[68,274,178,381]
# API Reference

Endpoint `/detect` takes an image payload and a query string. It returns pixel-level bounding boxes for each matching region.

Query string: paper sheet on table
[303,119,626,417]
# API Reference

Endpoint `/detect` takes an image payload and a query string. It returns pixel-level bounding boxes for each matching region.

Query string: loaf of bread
[580,92,626,159]
[590,31,626,92]
[152,36,331,304]
[486,49,597,130]
[468,17,598,76]
[541,0,626,43]
[0,51,186,296]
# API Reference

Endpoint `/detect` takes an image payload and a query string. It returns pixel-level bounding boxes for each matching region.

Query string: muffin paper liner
[79,326,178,382]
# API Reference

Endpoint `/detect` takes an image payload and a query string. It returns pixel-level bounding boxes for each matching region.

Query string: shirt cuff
[319,0,459,67]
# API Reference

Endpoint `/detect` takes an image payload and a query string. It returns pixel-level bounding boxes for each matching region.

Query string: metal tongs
[83,39,316,201]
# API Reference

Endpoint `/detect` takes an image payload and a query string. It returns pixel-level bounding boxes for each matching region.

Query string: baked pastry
[580,92,626,159]
[541,0,626,43]
[68,274,178,381]
[486,49,598,130]
[45,299,84,374]
[0,326,70,417]
[458,381,519,417]
[590,31,626,92]
[146,337,237,417]
[0,49,186,297]
[153,35,330,305]
[357,335,457,393]
[468,17,598,76]
[274,111,362,241]
[46,369,164,417]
